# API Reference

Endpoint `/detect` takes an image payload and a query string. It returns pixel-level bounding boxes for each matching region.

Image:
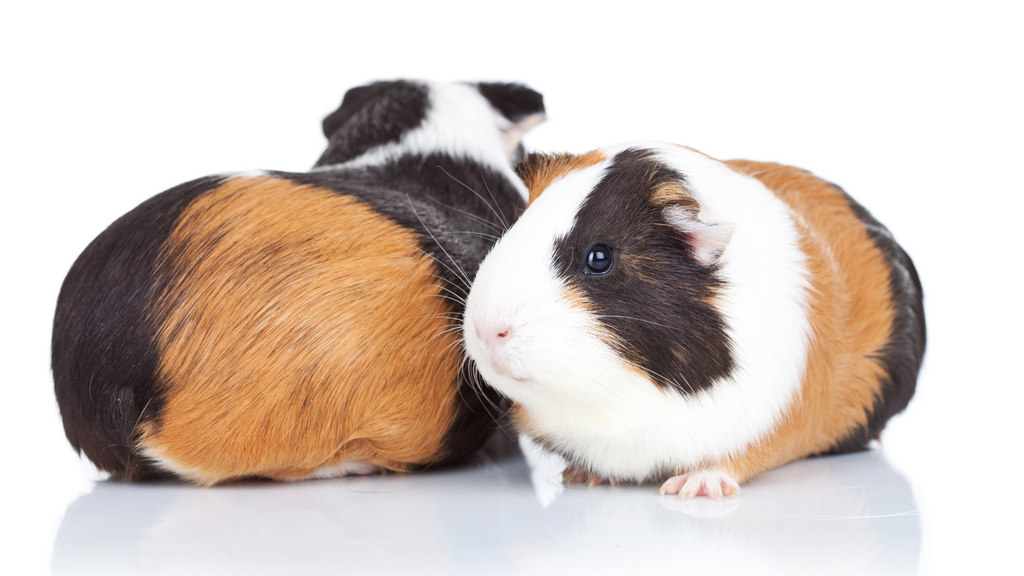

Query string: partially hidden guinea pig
[463,142,925,499]
[52,79,545,485]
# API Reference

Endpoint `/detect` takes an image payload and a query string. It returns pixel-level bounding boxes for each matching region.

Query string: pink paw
[562,465,620,487]
[660,469,739,500]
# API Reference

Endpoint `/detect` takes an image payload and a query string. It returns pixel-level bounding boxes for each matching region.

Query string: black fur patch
[322,82,395,138]
[314,80,429,168]
[54,79,530,480]
[474,82,545,122]
[52,176,226,481]
[432,362,512,468]
[820,186,927,454]
[551,149,734,394]
[278,153,523,463]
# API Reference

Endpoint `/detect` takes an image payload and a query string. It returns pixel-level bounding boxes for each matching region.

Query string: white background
[2,1,1021,574]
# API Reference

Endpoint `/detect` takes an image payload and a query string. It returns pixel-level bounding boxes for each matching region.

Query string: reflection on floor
[52,434,919,575]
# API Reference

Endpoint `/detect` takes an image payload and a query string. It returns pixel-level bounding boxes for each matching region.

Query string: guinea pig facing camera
[464,143,924,500]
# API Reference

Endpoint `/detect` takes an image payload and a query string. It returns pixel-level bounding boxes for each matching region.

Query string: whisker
[475,365,515,420]
[440,339,466,365]
[450,352,483,417]
[399,235,471,292]
[480,176,510,231]
[617,355,696,395]
[457,353,514,427]
[415,270,469,298]
[404,245,468,289]
[436,165,509,230]
[419,324,465,349]
[422,313,466,322]
[424,195,506,234]
[594,314,685,332]
[591,320,701,394]
[429,287,468,306]
[434,326,467,339]
[461,355,513,422]
[431,230,502,241]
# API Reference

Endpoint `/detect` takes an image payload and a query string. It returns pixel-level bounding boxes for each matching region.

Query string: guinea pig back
[463,143,924,497]
[52,80,545,484]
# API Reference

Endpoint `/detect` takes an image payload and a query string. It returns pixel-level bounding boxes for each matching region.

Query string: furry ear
[663,204,734,266]
[475,82,546,158]
[475,82,545,123]
[322,81,396,138]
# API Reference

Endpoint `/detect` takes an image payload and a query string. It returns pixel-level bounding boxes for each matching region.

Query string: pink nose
[471,319,524,380]
[473,315,516,352]
[474,323,514,347]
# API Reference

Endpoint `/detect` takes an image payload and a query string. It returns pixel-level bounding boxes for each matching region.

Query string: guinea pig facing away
[52,80,545,485]
[463,143,925,499]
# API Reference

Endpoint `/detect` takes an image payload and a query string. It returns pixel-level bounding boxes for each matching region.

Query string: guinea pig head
[315,80,545,174]
[463,146,739,432]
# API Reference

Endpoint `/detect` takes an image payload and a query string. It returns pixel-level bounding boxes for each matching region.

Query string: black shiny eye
[585,243,613,275]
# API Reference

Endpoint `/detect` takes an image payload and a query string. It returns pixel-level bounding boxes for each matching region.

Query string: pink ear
[662,206,734,266]
[500,112,545,159]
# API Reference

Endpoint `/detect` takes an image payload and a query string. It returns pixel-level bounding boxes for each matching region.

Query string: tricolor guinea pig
[463,143,925,499]
[52,80,545,485]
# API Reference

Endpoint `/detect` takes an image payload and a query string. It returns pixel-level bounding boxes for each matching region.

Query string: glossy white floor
[3,2,1021,574]
[50,435,920,576]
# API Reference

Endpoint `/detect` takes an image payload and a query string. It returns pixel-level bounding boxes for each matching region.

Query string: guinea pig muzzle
[470,320,527,382]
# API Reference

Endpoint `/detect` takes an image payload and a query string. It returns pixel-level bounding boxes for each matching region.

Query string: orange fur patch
[519,151,607,205]
[718,161,897,482]
[650,182,698,209]
[138,176,462,485]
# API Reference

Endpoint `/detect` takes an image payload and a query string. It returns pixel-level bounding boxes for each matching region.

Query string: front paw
[660,469,739,500]
[562,464,620,487]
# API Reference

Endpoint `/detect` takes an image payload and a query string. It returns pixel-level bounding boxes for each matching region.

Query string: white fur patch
[463,142,813,482]
[218,169,269,179]
[138,443,210,484]
[141,440,379,483]
[306,460,380,479]
[323,81,530,202]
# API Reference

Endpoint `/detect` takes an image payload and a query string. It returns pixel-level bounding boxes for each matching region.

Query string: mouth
[486,357,529,383]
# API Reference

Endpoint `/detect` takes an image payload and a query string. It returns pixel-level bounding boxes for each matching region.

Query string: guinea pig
[52,79,545,485]
[463,142,925,499]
